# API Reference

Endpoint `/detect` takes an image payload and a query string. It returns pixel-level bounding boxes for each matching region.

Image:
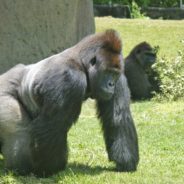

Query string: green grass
[0,18,184,183]
[95,17,184,58]
[0,100,183,184]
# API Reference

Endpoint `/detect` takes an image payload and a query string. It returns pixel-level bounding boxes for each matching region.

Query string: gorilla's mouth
[89,87,113,101]
[98,87,114,100]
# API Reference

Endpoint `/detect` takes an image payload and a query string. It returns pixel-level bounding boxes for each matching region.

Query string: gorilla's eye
[90,57,96,66]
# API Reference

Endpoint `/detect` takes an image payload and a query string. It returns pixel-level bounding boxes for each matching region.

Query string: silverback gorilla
[0,30,139,176]
[125,42,158,100]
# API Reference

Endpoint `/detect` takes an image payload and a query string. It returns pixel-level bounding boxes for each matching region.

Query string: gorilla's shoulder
[0,64,26,80]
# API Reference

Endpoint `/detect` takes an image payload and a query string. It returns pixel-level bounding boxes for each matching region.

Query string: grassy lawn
[0,18,184,183]
[96,17,184,58]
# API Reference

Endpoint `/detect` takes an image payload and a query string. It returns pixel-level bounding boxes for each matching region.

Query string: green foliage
[93,0,130,5]
[138,0,150,7]
[131,1,146,18]
[93,0,179,18]
[93,0,179,7]
[130,0,179,7]
[147,0,179,7]
[153,42,184,101]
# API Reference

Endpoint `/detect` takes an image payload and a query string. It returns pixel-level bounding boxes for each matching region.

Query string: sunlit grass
[0,100,183,184]
[95,17,184,58]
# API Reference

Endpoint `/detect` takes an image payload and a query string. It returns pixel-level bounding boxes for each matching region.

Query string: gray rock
[0,0,95,73]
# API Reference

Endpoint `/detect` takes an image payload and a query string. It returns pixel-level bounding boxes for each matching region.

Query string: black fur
[97,75,139,171]
[0,30,139,176]
[125,42,159,100]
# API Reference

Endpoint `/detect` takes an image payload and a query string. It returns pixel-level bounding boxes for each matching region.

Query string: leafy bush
[152,42,184,101]
[131,1,146,18]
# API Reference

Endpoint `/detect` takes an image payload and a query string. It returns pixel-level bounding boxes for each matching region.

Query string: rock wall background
[0,0,95,73]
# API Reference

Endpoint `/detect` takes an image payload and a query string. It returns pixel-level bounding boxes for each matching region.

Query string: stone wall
[0,0,95,73]
[143,7,184,19]
[94,4,184,20]
[94,4,131,18]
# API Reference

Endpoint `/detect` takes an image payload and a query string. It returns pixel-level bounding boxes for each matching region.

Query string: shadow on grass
[65,162,114,176]
[54,162,115,182]
[0,158,115,178]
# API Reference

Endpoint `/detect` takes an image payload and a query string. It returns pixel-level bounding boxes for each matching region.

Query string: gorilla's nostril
[108,81,114,87]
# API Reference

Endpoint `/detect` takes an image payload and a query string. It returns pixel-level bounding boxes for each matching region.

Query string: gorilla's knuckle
[116,159,137,172]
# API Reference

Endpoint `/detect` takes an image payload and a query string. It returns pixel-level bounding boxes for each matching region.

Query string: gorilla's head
[132,42,156,69]
[87,30,123,101]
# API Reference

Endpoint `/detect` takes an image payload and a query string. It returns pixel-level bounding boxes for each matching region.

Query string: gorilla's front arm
[97,75,139,171]
[28,62,87,176]
[0,59,87,176]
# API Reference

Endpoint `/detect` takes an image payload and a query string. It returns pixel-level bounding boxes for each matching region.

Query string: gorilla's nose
[108,81,115,88]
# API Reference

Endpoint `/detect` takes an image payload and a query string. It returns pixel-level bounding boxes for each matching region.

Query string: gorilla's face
[136,45,156,69]
[88,49,122,101]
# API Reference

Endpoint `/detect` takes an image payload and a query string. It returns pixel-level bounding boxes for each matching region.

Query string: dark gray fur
[97,75,139,171]
[125,42,158,100]
[0,30,139,176]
